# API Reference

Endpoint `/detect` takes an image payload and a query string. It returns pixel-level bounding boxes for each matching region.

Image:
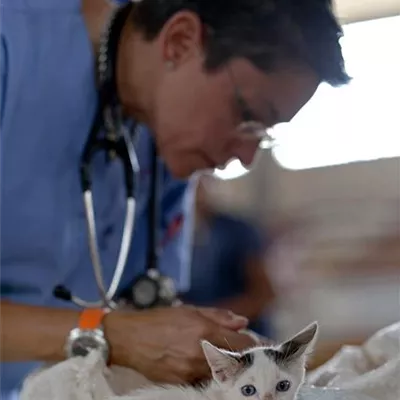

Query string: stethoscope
[53,3,178,310]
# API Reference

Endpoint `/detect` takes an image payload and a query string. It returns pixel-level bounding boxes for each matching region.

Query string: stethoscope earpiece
[53,285,72,302]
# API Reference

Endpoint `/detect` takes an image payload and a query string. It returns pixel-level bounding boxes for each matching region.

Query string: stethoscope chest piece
[130,270,160,309]
[129,269,178,309]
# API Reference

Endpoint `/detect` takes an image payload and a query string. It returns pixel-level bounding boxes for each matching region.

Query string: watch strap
[79,308,107,330]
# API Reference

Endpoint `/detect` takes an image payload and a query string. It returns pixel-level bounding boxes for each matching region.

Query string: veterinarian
[0,0,349,398]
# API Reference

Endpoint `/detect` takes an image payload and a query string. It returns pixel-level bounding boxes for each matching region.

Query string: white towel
[19,329,262,400]
[20,351,150,400]
[20,325,400,400]
[306,321,400,400]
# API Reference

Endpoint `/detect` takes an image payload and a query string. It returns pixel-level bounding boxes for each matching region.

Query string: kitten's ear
[201,340,241,383]
[278,322,318,364]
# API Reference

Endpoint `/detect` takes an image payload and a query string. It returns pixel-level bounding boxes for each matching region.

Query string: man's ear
[201,340,242,383]
[278,322,318,363]
[159,10,204,67]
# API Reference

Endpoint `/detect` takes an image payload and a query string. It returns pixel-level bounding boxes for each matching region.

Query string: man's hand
[105,306,256,384]
[192,306,249,330]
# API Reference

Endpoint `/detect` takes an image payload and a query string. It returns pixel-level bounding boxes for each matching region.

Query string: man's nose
[235,140,260,167]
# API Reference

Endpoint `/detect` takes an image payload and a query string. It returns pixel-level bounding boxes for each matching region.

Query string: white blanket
[20,323,400,400]
[20,352,150,400]
[306,321,400,400]
[20,329,261,400]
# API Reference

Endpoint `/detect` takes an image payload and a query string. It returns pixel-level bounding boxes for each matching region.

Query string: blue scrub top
[0,0,195,396]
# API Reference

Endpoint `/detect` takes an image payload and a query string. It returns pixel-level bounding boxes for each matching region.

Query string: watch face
[67,330,109,362]
[71,336,101,357]
[131,276,159,308]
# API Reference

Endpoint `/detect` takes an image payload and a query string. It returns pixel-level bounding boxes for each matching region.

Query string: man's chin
[166,163,194,180]
[167,163,215,181]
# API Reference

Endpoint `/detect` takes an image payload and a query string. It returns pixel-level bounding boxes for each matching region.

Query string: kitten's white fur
[111,322,318,400]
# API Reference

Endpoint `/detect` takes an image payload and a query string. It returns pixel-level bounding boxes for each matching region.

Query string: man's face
[147,13,319,179]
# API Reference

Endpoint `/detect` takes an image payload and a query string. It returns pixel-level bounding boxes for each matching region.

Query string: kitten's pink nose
[263,394,273,400]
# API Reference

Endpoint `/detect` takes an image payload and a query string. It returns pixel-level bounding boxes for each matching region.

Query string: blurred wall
[335,0,400,23]
[213,152,400,368]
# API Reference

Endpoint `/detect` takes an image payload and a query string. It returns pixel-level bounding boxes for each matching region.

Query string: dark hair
[132,0,350,87]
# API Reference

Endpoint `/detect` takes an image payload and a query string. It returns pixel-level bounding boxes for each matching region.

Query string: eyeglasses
[227,66,275,149]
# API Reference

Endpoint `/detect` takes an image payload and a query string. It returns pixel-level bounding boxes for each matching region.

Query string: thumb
[197,307,249,330]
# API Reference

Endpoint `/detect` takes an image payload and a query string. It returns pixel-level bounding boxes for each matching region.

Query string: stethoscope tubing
[81,191,136,309]
[54,4,152,310]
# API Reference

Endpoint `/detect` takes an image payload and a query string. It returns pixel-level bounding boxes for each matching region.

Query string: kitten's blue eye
[276,380,291,392]
[241,385,257,396]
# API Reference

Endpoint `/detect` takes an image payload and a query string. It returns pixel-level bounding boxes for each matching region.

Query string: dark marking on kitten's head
[264,348,285,364]
[236,351,255,368]
[264,344,304,366]
[201,341,255,383]
[201,340,259,384]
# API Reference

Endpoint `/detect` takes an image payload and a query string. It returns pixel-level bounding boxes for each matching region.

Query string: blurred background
[182,0,400,370]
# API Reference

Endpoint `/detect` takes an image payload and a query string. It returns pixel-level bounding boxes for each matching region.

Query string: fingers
[196,307,248,331]
[210,328,257,353]
[143,357,211,385]
[237,329,276,346]
[166,356,212,385]
[238,328,264,345]
[256,336,276,347]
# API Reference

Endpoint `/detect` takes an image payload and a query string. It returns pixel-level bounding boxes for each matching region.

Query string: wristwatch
[65,308,110,362]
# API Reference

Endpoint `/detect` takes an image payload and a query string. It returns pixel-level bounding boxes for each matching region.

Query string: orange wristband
[79,308,107,330]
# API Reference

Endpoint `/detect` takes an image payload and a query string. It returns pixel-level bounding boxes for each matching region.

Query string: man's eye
[242,107,255,122]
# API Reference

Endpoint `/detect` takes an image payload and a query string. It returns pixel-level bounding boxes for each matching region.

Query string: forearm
[0,300,153,369]
[0,300,80,362]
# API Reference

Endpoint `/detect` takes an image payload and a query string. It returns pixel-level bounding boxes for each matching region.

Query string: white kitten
[113,322,318,400]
